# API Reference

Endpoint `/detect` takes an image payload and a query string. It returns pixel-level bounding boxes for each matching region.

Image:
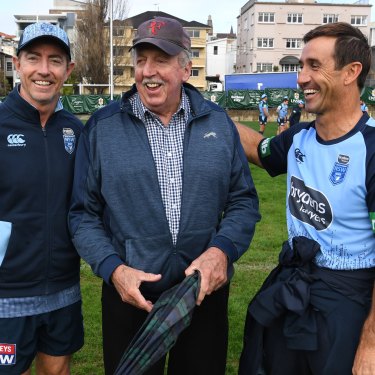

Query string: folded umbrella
[114,271,201,375]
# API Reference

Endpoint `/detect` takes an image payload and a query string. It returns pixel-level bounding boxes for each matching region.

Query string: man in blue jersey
[236,22,375,375]
[258,93,269,134]
[276,96,289,134]
[360,99,369,113]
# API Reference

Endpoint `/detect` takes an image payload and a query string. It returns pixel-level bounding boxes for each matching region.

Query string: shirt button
[167,152,172,157]
[170,178,175,183]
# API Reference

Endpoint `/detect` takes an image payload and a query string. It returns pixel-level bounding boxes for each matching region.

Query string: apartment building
[110,11,211,93]
[206,30,237,90]
[236,0,371,74]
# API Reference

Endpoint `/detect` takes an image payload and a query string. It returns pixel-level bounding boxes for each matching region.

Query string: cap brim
[18,35,71,59]
[130,38,185,56]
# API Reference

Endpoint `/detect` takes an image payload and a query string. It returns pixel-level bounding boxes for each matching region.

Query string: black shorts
[277,117,287,126]
[259,115,267,125]
[0,301,84,374]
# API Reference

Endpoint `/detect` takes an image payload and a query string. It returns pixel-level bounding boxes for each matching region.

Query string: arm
[234,121,264,167]
[353,283,375,374]
[186,118,261,304]
[69,121,161,312]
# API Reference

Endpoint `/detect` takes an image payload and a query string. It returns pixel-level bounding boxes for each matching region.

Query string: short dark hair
[303,22,371,90]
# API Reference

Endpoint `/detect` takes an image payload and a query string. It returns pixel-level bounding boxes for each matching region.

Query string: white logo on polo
[204,132,217,139]
[7,134,26,147]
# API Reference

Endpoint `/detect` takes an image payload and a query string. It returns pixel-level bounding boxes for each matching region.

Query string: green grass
[70,121,287,374]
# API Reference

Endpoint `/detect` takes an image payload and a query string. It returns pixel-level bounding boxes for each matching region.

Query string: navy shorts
[0,301,84,374]
[259,115,267,125]
[277,117,287,126]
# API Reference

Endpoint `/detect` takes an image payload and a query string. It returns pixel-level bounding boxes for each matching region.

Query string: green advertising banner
[204,91,227,107]
[226,90,251,109]
[62,95,121,113]
[361,87,375,105]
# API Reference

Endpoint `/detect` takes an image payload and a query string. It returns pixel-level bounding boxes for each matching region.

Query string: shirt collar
[16,83,63,113]
[133,87,190,124]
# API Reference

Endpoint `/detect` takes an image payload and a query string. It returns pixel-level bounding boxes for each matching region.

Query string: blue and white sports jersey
[277,103,288,119]
[258,113,375,270]
[259,100,268,117]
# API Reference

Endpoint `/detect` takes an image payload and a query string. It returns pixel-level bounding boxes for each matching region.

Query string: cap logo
[148,20,166,35]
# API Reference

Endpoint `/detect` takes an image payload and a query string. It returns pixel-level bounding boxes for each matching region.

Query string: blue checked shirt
[130,89,191,244]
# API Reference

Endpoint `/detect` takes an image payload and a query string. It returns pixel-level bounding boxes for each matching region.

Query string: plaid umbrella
[114,271,201,375]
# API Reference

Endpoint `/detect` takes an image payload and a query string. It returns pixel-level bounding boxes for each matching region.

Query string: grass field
[68,121,287,374]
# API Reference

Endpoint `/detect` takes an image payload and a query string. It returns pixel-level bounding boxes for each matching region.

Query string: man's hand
[353,285,375,375]
[185,247,228,305]
[111,265,162,312]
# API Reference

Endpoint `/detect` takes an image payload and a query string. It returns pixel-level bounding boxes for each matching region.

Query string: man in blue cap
[258,93,269,134]
[69,16,260,375]
[0,22,83,374]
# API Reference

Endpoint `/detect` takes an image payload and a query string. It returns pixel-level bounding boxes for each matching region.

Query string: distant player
[289,100,305,127]
[258,93,269,135]
[276,96,289,134]
[360,99,368,113]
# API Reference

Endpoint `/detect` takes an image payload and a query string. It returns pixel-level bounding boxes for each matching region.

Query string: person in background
[69,16,260,375]
[276,96,289,134]
[360,99,369,113]
[289,99,305,127]
[258,93,269,134]
[236,22,375,375]
[0,23,83,375]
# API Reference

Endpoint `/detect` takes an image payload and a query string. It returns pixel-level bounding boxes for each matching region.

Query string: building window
[191,69,199,77]
[351,15,367,26]
[287,13,303,24]
[113,67,124,76]
[187,30,200,38]
[191,49,200,58]
[256,63,273,72]
[6,61,12,72]
[257,38,274,48]
[113,46,126,57]
[113,27,124,36]
[244,17,249,30]
[213,46,218,55]
[258,12,274,23]
[282,64,299,72]
[323,14,339,24]
[286,38,302,49]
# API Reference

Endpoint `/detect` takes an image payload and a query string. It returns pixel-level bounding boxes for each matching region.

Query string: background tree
[0,69,11,97]
[74,0,128,94]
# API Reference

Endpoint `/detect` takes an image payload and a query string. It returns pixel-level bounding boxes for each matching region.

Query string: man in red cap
[69,16,260,375]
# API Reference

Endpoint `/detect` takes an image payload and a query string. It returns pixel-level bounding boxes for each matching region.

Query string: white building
[236,0,372,73]
[206,33,237,90]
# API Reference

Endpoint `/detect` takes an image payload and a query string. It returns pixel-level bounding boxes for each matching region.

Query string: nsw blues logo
[63,128,76,154]
[329,154,349,186]
[0,344,16,365]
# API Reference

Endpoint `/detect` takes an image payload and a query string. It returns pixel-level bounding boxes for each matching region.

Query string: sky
[1,0,374,36]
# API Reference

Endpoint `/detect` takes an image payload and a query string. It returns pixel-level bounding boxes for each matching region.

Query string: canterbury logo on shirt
[7,134,26,147]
